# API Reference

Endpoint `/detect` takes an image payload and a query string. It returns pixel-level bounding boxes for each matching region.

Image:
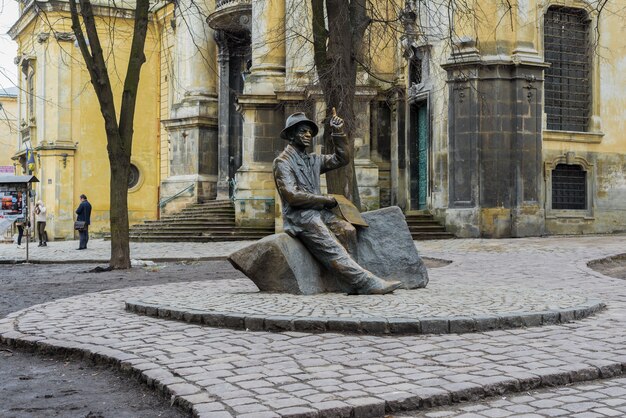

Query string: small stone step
[411,232,456,240]
[128,235,266,242]
[405,212,454,240]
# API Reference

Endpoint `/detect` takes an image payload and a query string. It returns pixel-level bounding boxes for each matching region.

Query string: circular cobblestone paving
[126,279,604,335]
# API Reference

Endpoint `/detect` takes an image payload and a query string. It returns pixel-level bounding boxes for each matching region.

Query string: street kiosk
[0,175,40,262]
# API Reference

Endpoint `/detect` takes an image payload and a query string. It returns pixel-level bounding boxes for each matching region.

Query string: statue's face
[291,124,314,149]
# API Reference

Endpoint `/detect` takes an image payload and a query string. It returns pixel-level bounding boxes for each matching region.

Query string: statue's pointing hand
[330,107,344,134]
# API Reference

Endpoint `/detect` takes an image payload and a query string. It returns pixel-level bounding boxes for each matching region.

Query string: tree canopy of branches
[69,0,150,269]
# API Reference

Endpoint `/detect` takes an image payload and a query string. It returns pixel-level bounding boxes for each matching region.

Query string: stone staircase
[405,211,455,240]
[128,201,274,242]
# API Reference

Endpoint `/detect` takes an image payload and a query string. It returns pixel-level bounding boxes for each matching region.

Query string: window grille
[544,7,591,132]
[409,57,422,86]
[552,164,586,209]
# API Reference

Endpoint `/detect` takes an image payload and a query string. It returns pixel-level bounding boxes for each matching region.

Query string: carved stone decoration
[407,82,425,100]
[228,206,429,295]
[37,33,50,44]
[399,0,418,59]
[523,74,536,102]
[54,32,76,42]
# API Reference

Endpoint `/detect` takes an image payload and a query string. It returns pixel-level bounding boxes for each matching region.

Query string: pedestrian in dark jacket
[75,194,92,250]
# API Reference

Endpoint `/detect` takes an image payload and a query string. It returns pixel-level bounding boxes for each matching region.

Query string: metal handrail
[158,183,195,209]
[234,198,275,202]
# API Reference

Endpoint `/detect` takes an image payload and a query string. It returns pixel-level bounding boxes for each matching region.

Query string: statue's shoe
[356,277,403,295]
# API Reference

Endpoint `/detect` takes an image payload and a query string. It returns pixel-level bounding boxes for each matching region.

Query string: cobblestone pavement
[396,377,626,417]
[126,278,603,335]
[1,235,625,417]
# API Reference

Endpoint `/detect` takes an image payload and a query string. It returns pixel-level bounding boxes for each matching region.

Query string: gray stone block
[244,315,265,331]
[358,207,429,289]
[388,319,421,334]
[420,318,449,334]
[228,233,345,294]
[293,317,327,333]
[228,206,429,294]
[360,318,389,334]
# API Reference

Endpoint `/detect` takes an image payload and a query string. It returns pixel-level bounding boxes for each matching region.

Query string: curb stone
[124,299,606,336]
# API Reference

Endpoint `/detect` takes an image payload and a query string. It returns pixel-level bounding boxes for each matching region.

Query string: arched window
[544,6,591,132]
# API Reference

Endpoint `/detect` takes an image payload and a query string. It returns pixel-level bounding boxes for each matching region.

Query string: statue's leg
[297,211,401,294]
[297,214,370,289]
[322,211,358,259]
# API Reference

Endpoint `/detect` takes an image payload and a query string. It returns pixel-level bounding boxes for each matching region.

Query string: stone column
[234,0,287,226]
[353,89,380,211]
[245,0,286,94]
[30,32,77,239]
[174,0,217,101]
[161,0,220,212]
[284,0,313,90]
[512,0,541,63]
[215,30,230,199]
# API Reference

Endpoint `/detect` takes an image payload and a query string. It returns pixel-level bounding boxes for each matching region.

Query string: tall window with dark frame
[544,6,591,132]
[409,56,422,86]
[552,164,586,210]
[27,70,35,120]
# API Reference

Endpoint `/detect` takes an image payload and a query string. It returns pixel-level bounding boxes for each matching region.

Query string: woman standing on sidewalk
[75,194,92,250]
[35,200,48,247]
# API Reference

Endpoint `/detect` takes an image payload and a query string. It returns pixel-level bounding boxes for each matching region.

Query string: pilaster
[245,0,286,94]
[34,144,76,240]
[232,98,283,227]
[162,0,219,210]
[442,38,548,238]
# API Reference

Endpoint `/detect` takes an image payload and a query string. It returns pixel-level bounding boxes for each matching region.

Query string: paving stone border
[125,298,605,336]
[0,315,199,415]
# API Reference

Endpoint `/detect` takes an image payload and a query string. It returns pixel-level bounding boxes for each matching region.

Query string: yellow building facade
[9,0,626,238]
[0,87,18,173]
[9,1,161,240]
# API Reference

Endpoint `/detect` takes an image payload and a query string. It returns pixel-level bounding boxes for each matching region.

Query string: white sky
[0,0,19,89]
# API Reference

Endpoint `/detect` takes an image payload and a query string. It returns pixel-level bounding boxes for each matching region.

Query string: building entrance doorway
[409,100,429,210]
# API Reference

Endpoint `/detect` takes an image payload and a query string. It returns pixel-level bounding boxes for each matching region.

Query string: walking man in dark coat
[76,194,92,250]
[273,109,401,295]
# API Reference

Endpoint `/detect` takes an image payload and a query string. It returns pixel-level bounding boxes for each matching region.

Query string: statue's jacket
[273,133,349,236]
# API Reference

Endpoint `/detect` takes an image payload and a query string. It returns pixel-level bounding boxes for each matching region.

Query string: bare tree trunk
[311,0,370,208]
[69,0,150,269]
[109,139,131,268]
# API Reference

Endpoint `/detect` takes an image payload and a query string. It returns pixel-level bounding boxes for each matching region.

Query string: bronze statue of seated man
[272,108,402,295]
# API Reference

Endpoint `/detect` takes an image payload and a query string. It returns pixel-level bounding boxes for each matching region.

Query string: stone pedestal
[161,99,219,211]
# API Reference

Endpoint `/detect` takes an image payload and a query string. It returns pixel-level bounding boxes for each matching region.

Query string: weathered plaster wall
[0,95,17,170]
[13,9,161,239]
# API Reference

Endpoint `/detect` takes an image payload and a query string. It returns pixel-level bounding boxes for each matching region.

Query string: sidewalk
[1,235,626,417]
[0,238,256,263]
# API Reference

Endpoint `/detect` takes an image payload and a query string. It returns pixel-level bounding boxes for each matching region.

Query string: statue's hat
[280,112,319,140]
